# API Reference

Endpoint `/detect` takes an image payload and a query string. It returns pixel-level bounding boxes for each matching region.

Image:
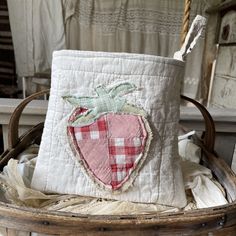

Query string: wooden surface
[0,0,17,98]
[0,98,46,150]
[0,200,236,235]
[180,106,236,132]
[219,11,236,45]
[206,0,236,13]
[192,5,236,166]
[202,11,220,103]
[210,46,236,109]
[208,7,236,109]
[232,144,236,173]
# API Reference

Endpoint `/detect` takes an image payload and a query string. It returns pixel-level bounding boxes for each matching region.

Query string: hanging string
[181,0,191,46]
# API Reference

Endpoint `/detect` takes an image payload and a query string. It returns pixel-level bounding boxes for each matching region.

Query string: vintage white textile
[178,132,228,208]
[7,0,66,77]
[0,131,228,213]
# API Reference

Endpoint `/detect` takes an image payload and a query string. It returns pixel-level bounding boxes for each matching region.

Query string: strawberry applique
[64,83,152,192]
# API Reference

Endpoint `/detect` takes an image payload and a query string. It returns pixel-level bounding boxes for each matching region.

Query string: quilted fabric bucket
[31,16,206,208]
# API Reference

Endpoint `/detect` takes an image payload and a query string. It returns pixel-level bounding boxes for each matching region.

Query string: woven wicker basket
[0,90,236,236]
[1,1,236,233]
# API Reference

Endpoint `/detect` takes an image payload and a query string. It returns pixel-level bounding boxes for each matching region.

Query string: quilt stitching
[30,47,202,207]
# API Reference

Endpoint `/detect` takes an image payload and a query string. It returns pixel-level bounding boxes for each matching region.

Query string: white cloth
[7,0,66,77]
[179,131,228,208]
[0,130,228,213]
[17,145,39,186]
[178,131,201,163]
[7,0,34,77]
[181,161,227,208]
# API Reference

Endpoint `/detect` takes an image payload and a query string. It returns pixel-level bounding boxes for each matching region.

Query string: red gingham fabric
[68,111,145,190]
[109,138,143,189]
[73,116,107,140]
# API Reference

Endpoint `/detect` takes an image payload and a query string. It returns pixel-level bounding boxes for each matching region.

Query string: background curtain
[64,0,207,99]
[8,0,222,99]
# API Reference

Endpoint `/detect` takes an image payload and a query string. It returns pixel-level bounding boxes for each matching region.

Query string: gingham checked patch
[68,110,148,190]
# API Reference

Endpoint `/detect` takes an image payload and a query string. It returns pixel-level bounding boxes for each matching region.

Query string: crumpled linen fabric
[178,133,228,208]
[0,132,228,215]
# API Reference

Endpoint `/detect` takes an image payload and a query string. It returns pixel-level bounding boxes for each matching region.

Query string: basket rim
[1,199,236,234]
[0,199,236,222]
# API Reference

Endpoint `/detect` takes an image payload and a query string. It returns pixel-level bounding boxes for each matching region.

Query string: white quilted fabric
[31,16,206,208]
[31,50,186,207]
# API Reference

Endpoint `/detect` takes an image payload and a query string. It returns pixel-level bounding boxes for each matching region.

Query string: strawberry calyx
[63,82,146,127]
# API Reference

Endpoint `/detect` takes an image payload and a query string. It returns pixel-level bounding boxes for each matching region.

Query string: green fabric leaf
[109,82,136,98]
[63,96,96,109]
[64,82,144,126]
